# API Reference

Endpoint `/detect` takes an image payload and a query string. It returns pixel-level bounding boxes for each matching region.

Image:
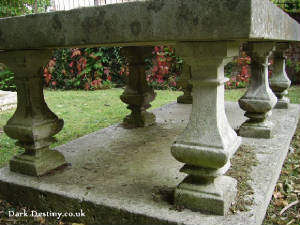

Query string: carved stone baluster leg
[177,64,193,104]
[269,42,291,109]
[171,42,241,215]
[238,42,277,138]
[0,50,66,176]
[120,47,156,128]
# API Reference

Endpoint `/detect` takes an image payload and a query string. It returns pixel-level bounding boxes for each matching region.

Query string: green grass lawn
[0,86,299,167]
[0,89,181,167]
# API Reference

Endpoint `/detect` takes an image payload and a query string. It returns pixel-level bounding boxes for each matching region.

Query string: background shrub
[0,46,296,92]
[225,52,251,89]
[0,63,16,91]
[44,47,126,90]
[146,46,183,90]
[44,46,183,91]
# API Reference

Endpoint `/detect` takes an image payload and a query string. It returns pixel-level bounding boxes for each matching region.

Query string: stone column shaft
[177,64,192,104]
[238,42,277,138]
[171,42,241,215]
[0,50,66,176]
[120,47,156,128]
[269,42,291,109]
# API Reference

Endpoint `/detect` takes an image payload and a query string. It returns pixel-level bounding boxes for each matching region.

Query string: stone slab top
[0,0,299,50]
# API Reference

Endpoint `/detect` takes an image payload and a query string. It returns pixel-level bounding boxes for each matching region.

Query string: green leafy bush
[286,59,300,73]
[271,0,300,12]
[0,0,50,18]
[0,64,16,91]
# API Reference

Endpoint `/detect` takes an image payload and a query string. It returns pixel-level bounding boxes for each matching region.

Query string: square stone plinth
[275,97,290,109]
[239,120,274,139]
[9,149,66,177]
[174,176,237,215]
[0,102,298,225]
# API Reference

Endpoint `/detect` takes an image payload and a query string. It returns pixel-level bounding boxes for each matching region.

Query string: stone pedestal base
[123,111,155,128]
[0,50,67,177]
[274,96,290,109]
[177,95,192,104]
[172,135,241,169]
[176,64,192,104]
[239,120,274,138]
[171,42,241,215]
[120,47,156,128]
[174,176,237,215]
[238,43,277,139]
[10,149,66,176]
[269,43,291,109]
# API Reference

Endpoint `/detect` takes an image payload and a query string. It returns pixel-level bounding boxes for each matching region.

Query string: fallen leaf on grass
[293,190,300,195]
[274,199,289,207]
[273,191,285,199]
[287,219,295,225]
[276,183,285,193]
[293,165,300,170]
[280,200,299,215]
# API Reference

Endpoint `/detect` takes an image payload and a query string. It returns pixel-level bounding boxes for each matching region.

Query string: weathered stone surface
[0,50,66,176]
[0,0,299,50]
[250,0,300,41]
[177,64,192,104]
[269,42,291,109]
[120,47,156,128]
[0,102,298,225]
[239,120,274,139]
[172,42,241,168]
[10,149,66,177]
[239,42,277,139]
[174,176,237,215]
[0,91,17,112]
[171,42,241,215]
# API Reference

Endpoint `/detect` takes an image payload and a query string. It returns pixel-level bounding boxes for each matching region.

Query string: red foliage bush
[225,52,251,89]
[146,46,183,90]
[43,48,123,90]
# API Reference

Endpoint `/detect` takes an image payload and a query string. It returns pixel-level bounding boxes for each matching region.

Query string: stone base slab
[174,176,237,216]
[177,95,193,104]
[0,102,299,225]
[10,149,67,176]
[274,97,290,109]
[123,111,156,128]
[239,120,274,139]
